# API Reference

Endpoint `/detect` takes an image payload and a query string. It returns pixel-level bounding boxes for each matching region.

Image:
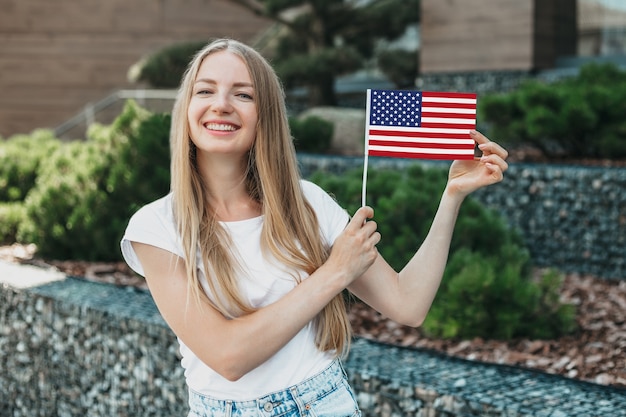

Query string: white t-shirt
[120,180,349,400]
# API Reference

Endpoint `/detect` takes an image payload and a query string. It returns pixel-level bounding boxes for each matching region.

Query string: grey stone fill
[1,262,624,416]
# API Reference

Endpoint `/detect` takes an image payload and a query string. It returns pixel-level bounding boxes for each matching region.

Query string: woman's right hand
[324,206,381,287]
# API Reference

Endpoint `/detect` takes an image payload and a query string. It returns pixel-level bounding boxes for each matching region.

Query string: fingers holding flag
[447,130,510,197]
[325,206,381,286]
[472,129,509,179]
[473,130,508,161]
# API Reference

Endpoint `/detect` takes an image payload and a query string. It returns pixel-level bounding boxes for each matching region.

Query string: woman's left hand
[446,130,509,198]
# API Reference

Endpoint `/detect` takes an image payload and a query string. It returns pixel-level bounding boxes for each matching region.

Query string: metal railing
[54,89,178,138]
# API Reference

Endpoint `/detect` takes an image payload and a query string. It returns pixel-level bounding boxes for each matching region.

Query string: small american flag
[366,89,477,160]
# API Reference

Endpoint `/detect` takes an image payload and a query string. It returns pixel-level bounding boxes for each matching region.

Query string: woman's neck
[197,154,261,222]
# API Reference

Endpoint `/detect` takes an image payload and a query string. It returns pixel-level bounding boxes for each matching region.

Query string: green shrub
[480,62,626,159]
[95,98,171,215]
[311,165,577,340]
[18,139,109,259]
[290,115,334,153]
[312,165,522,270]
[424,247,576,340]
[0,130,60,202]
[18,100,170,261]
[137,41,207,88]
[0,202,27,244]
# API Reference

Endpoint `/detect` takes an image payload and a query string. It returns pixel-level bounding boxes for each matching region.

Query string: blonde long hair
[169,38,351,355]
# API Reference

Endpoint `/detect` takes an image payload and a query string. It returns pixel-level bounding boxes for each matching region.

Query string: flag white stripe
[369,136,475,145]
[421,117,475,124]
[422,97,477,104]
[368,125,471,134]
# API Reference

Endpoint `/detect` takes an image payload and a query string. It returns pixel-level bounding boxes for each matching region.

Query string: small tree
[136,41,207,88]
[230,0,419,105]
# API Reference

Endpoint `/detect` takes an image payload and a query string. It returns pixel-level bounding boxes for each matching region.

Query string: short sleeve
[300,180,350,246]
[120,194,183,277]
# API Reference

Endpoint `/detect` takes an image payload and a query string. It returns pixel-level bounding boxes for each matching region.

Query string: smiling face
[187,50,258,160]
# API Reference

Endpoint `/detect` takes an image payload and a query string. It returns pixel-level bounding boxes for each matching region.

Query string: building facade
[420,0,577,74]
[418,0,626,92]
[0,0,271,138]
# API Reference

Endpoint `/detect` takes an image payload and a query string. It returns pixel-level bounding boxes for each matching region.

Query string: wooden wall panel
[420,0,534,73]
[421,0,577,74]
[0,0,271,138]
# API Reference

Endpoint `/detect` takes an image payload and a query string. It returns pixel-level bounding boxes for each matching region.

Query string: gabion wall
[298,155,626,280]
[0,285,187,417]
[472,164,626,279]
[418,68,578,96]
[2,281,625,417]
[419,70,533,95]
[0,278,626,417]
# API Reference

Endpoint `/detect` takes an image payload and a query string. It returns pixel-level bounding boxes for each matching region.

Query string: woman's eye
[238,93,253,100]
[196,89,212,95]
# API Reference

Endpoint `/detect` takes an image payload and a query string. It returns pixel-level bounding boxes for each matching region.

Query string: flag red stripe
[422,91,477,99]
[421,122,476,129]
[421,111,476,119]
[369,150,475,160]
[369,129,471,139]
[421,102,477,109]
[369,140,474,150]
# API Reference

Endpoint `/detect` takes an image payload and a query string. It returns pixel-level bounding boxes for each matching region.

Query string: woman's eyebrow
[194,78,253,88]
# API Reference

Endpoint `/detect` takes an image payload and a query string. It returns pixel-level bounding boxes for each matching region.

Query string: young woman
[121,38,508,416]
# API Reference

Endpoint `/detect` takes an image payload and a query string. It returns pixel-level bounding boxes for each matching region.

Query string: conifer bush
[426,247,576,340]
[0,202,26,244]
[137,41,206,88]
[18,140,110,259]
[311,166,577,340]
[480,62,626,159]
[17,101,170,261]
[0,130,60,202]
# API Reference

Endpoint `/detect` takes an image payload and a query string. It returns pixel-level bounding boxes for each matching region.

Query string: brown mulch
[349,273,626,389]
[2,243,624,389]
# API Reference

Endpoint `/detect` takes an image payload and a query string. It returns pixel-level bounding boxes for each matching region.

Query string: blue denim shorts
[187,360,361,417]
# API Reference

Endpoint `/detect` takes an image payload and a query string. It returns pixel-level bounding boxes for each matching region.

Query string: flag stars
[369,89,421,127]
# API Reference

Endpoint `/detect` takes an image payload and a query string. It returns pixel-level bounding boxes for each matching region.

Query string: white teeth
[205,123,236,131]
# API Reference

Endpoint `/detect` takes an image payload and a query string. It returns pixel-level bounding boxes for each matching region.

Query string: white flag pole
[362,89,372,208]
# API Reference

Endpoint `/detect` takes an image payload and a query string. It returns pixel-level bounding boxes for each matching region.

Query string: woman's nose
[211,93,233,113]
